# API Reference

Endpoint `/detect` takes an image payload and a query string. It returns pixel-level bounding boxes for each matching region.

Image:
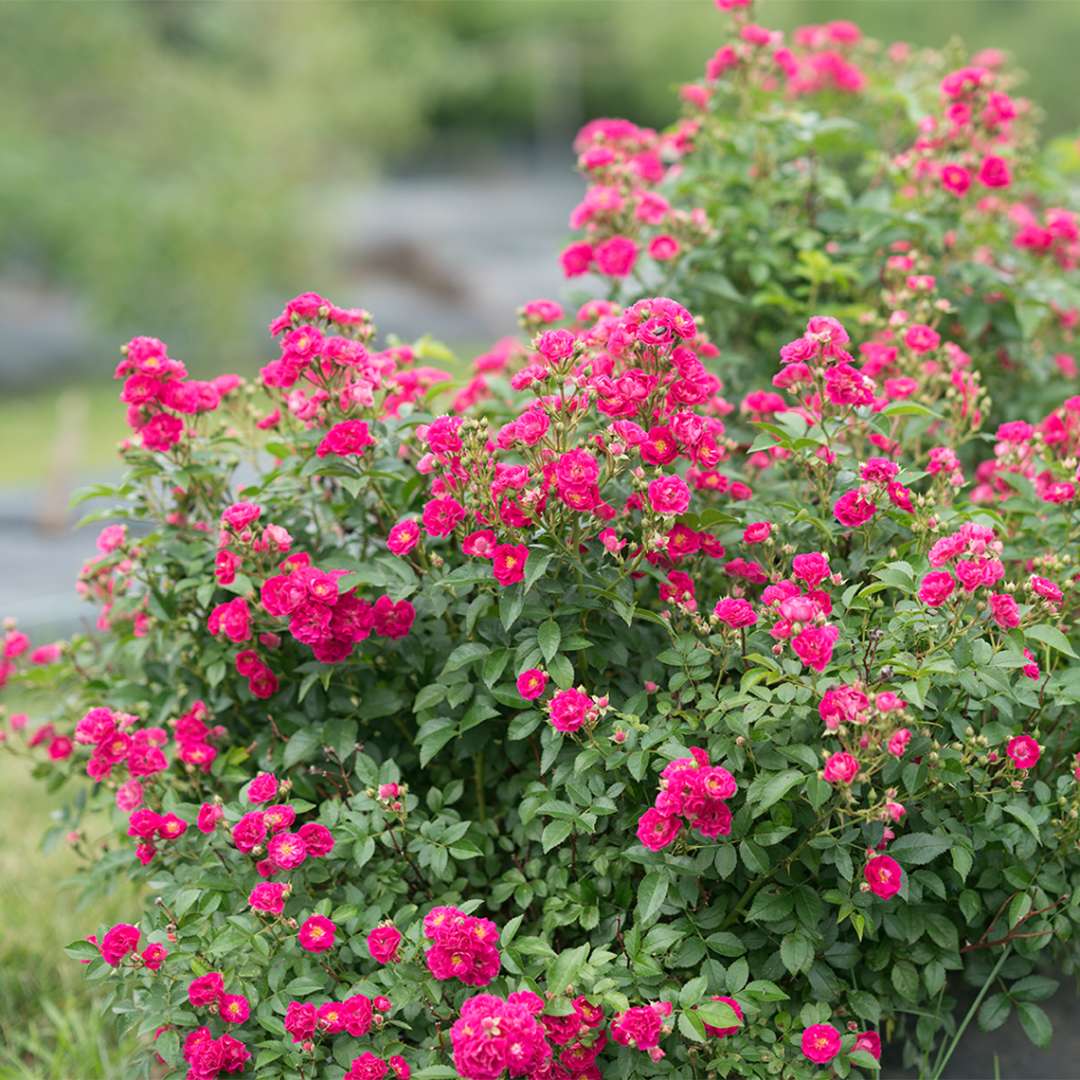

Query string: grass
[0,741,142,1078]
[0,383,126,489]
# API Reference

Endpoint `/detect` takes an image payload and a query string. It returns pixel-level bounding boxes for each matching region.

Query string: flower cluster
[115,335,234,453]
[258,552,415,664]
[283,994,376,1043]
[450,994,550,1079]
[423,906,502,987]
[637,746,737,851]
[182,1026,252,1079]
[5,7,1080,1079]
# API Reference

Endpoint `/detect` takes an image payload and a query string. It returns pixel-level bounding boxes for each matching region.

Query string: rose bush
[3,3,1080,1079]
[561,0,1080,427]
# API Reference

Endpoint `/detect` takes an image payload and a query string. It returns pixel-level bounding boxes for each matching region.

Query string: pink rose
[246,771,279,804]
[297,915,336,953]
[743,521,772,544]
[516,668,548,700]
[387,520,420,556]
[367,925,403,965]
[792,624,840,672]
[834,489,877,528]
[1006,734,1040,769]
[188,971,225,1007]
[197,803,224,833]
[249,882,288,915]
[801,1023,841,1064]
[854,1031,882,1060]
[648,475,691,515]
[988,592,1020,628]
[823,751,858,784]
[978,154,1011,188]
[792,552,830,586]
[864,855,903,899]
[594,235,639,277]
[492,544,529,587]
[713,598,757,628]
[637,808,681,851]
[919,571,955,607]
[100,923,140,966]
[887,728,912,757]
[548,688,593,733]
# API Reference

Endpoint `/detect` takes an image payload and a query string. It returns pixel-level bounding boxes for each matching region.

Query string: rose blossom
[492,544,529,587]
[636,808,681,851]
[713,597,757,627]
[801,1023,841,1064]
[387,519,420,556]
[823,751,858,784]
[919,571,955,607]
[367,924,403,965]
[1006,734,1040,769]
[100,923,140,966]
[297,915,337,953]
[548,688,592,733]
[249,882,288,915]
[648,475,691,515]
[246,771,279,804]
[516,668,548,700]
[864,854,903,899]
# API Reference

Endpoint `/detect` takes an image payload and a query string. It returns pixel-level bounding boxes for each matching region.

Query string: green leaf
[507,710,542,741]
[925,914,959,952]
[848,991,881,1024]
[541,820,572,853]
[748,769,805,814]
[481,650,510,690]
[678,1010,706,1043]
[886,832,951,866]
[743,979,787,1001]
[951,845,973,881]
[173,888,202,919]
[725,957,749,993]
[696,1000,743,1030]
[1011,975,1059,1002]
[442,642,489,674]
[537,620,561,664]
[524,551,554,593]
[891,960,919,1002]
[63,940,102,961]
[1003,802,1041,842]
[354,836,375,868]
[1025,623,1078,659]
[500,586,525,630]
[547,653,575,689]
[679,976,709,1008]
[282,727,323,769]
[978,993,1011,1032]
[637,872,669,925]
[849,1049,881,1071]
[1009,892,1032,929]
[1017,1002,1052,1048]
[546,943,589,995]
[780,933,815,975]
[419,725,457,768]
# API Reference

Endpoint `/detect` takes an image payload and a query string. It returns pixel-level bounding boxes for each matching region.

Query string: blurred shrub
[2,1,1079,372]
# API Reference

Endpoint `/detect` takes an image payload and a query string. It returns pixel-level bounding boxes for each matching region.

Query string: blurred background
[6,0,1080,635]
[2,2,1079,1076]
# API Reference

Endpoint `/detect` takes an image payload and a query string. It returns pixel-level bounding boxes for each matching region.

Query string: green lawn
[0,743,142,1078]
[0,383,126,489]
